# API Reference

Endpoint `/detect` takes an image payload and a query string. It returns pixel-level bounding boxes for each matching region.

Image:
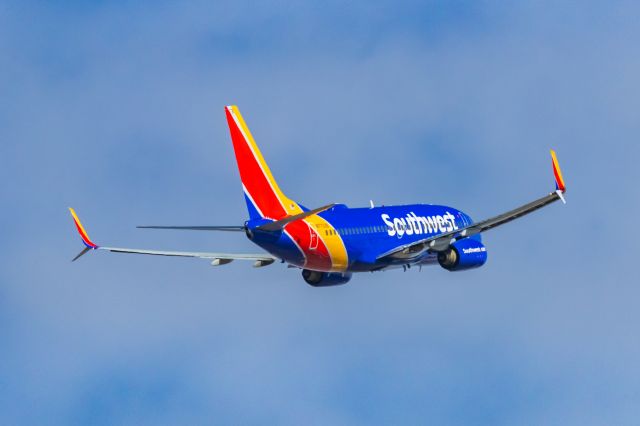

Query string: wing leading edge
[378,150,567,261]
[68,208,277,267]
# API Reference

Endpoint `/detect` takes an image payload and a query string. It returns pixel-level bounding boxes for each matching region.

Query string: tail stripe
[232,109,286,212]
[225,105,347,271]
[226,106,303,219]
[232,109,287,210]
[227,108,285,218]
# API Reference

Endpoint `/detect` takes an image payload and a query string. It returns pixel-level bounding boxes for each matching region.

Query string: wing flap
[101,246,276,261]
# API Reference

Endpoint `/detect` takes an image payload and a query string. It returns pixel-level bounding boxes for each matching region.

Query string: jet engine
[302,269,352,286]
[437,239,488,271]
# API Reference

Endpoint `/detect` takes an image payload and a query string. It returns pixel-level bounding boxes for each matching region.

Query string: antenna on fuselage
[369,200,374,208]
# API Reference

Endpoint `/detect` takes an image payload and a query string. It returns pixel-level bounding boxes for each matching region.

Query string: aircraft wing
[69,209,277,267]
[378,150,567,261]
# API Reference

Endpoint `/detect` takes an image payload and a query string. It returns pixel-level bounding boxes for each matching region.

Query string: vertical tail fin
[224,106,303,220]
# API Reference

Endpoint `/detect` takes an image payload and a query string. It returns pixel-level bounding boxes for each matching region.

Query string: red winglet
[69,208,98,249]
[550,150,566,193]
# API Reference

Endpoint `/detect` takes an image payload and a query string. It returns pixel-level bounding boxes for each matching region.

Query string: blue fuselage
[247,204,479,272]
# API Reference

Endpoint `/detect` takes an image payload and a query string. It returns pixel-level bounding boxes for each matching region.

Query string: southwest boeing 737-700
[69,105,567,286]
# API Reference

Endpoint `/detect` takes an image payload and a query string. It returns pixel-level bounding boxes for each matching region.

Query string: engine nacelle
[437,239,487,271]
[302,269,352,287]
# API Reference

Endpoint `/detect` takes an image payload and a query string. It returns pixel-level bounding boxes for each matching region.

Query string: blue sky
[1,0,639,424]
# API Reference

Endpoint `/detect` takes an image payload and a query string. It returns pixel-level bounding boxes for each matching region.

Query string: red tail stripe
[226,109,287,219]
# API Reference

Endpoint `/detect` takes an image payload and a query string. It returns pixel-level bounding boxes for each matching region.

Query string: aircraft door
[309,227,319,250]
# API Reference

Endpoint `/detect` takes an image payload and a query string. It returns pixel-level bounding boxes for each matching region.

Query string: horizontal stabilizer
[256,203,335,232]
[137,225,245,232]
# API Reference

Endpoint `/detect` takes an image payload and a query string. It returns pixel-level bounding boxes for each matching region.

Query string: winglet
[550,149,566,194]
[69,208,99,261]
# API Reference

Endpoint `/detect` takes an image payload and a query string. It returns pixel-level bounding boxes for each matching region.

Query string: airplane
[69,105,567,286]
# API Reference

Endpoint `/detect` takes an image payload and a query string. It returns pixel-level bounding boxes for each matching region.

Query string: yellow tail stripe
[229,106,302,216]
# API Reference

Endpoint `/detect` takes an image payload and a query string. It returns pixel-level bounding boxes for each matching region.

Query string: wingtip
[69,207,99,249]
[550,149,566,193]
